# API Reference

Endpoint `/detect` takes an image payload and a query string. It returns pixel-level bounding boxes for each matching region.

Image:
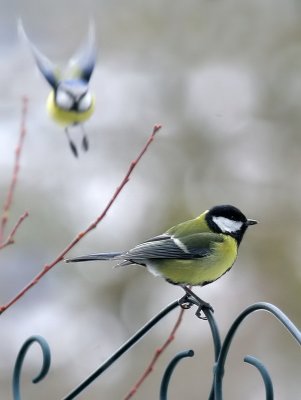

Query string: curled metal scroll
[158,301,300,400]
[244,355,274,400]
[13,335,51,400]
[160,349,194,400]
[213,302,301,400]
[12,300,300,399]
[12,301,179,400]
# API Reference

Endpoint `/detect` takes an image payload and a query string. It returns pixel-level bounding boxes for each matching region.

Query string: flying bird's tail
[65,252,123,263]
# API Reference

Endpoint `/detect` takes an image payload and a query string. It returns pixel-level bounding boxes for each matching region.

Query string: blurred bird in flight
[19,19,97,157]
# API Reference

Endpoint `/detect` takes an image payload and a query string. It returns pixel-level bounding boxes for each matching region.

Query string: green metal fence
[12,296,301,400]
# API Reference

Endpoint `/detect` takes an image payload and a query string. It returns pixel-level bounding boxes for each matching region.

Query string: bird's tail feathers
[65,252,122,263]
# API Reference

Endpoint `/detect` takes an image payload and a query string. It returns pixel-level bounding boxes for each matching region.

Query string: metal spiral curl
[244,355,274,400]
[160,349,194,400]
[11,300,301,399]
[213,302,301,400]
[12,335,51,400]
[168,300,300,400]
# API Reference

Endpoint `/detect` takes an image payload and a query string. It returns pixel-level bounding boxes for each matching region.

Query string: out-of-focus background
[0,0,300,399]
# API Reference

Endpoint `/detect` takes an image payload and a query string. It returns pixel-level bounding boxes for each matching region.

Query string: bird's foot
[178,294,194,310]
[80,125,89,152]
[195,301,213,320]
[69,141,78,157]
[82,135,89,151]
[65,128,78,157]
[181,286,214,320]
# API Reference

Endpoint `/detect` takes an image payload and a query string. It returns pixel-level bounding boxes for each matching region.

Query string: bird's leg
[80,124,89,152]
[65,127,78,157]
[178,293,193,310]
[178,286,194,310]
[180,286,214,320]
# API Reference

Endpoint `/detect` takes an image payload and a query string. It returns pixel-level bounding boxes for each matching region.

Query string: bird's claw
[82,135,89,151]
[65,128,79,157]
[195,301,214,320]
[69,141,78,157]
[180,286,214,320]
[178,294,193,310]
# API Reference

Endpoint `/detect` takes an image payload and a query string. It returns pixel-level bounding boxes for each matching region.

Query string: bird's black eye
[56,90,74,110]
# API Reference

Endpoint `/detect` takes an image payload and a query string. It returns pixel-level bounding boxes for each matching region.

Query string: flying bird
[19,20,97,157]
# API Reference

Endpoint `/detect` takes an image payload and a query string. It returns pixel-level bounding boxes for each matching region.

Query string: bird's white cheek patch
[78,92,92,111]
[56,90,74,110]
[212,216,243,233]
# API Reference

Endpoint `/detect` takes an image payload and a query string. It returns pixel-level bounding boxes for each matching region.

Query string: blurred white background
[0,0,300,398]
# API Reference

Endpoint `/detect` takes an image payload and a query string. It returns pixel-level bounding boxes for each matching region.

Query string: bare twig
[0,211,29,250]
[0,96,28,244]
[123,307,186,400]
[0,124,162,314]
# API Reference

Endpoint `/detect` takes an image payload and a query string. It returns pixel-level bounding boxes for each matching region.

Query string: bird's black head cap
[205,204,257,245]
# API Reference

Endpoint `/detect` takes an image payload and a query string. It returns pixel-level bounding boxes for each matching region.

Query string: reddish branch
[124,307,186,400]
[0,124,162,314]
[0,96,28,247]
[0,211,29,250]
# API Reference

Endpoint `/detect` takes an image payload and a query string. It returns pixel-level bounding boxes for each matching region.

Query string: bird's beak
[247,219,258,226]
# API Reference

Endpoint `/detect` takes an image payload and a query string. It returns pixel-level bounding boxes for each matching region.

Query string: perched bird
[66,205,257,316]
[18,20,96,157]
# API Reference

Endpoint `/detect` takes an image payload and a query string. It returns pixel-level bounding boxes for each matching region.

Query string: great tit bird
[19,20,96,157]
[66,205,257,316]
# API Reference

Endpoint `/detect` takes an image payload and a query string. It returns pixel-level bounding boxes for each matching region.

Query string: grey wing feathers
[143,234,171,243]
[119,235,212,263]
[124,240,188,259]
[69,21,96,82]
[18,19,59,88]
[66,233,223,265]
